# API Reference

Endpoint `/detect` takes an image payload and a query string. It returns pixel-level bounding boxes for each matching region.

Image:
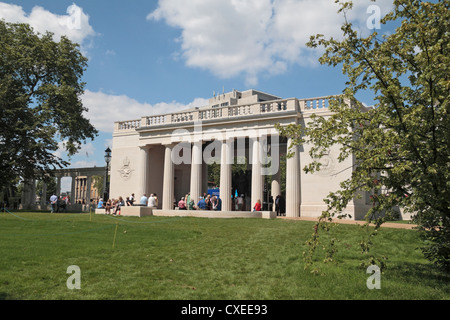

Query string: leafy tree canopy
[0,20,98,189]
[277,0,449,272]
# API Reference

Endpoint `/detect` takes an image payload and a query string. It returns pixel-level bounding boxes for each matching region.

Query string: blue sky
[1,0,394,191]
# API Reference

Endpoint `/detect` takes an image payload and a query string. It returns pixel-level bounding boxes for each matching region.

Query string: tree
[0,20,98,190]
[277,0,449,272]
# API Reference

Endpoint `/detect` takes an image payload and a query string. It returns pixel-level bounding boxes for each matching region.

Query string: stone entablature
[115,91,333,133]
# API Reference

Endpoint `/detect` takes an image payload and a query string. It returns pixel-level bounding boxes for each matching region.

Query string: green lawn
[0,211,448,300]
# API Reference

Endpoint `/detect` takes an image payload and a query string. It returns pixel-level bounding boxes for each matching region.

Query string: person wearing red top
[253,199,261,212]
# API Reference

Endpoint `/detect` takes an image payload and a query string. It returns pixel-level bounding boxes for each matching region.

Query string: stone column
[251,137,263,210]
[56,176,61,197]
[86,175,92,211]
[271,169,281,211]
[162,144,174,210]
[220,139,232,211]
[286,137,301,217]
[41,181,47,209]
[76,177,80,203]
[202,159,208,196]
[81,178,86,202]
[190,141,203,203]
[30,179,36,207]
[139,146,150,198]
[21,179,33,209]
[70,175,76,204]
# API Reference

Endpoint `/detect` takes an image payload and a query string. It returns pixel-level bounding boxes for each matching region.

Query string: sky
[0,0,395,192]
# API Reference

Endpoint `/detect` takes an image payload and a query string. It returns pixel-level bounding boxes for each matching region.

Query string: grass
[0,211,448,300]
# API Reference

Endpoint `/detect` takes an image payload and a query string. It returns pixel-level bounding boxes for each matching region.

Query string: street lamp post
[104,147,111,200]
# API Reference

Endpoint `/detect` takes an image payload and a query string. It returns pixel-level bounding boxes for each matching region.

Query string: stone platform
[152,209,276,219]
[95,206,276,219]
[95,206,153,217]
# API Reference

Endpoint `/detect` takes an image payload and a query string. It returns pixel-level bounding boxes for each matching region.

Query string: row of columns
[21,172,106,210]
[139,135,301,216]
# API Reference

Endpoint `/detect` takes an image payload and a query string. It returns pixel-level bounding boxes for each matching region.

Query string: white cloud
[81,90,209,133]
[148,0,393,85]
[104,138,113,149]
[0,2,96,46]
[52,140,96,161]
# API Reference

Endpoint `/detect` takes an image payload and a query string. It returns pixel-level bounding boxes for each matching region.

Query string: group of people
[49,194,70,213]
[97,194,139,215]
[178,193,263,212]
[95,191,285,215]
[185,193,222,211]
[138,193,159,207]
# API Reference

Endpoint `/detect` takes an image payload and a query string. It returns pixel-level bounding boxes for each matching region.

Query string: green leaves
[280,0,449,272]
[0,20,97,190]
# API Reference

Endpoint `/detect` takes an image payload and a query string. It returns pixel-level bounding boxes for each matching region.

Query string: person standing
[49,194,57,213]
[236,194,244,211]
[275,195,280,216]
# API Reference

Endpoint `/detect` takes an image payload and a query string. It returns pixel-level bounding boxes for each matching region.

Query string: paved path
[277,216,418,230]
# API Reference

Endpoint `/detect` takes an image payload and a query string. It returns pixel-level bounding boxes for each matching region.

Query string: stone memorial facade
[110,89,374,219]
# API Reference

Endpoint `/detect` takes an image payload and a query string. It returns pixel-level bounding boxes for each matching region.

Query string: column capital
[161,142,176,148]
[139,145,153,151]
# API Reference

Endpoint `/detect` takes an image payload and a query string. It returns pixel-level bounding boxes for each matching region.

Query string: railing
[118,120,140,130]
[228,104,252,117]
[172,111,193,123]
[146,115,165,126]
[303,96,333,110]
[114,96,339,132]
[260,100,288,113]
[200,108,222,120]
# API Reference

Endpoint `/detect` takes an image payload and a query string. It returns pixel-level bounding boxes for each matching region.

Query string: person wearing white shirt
[49,194,58,213]
[148,194,157,208]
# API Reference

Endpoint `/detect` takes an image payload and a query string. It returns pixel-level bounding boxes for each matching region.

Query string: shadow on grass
[0,292,10,300]
[389,261,450,292]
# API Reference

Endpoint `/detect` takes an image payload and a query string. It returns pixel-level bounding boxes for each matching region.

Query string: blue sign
[207,188,220,197]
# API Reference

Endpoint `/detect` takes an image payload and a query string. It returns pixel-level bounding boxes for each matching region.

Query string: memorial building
[109,89,373,219]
